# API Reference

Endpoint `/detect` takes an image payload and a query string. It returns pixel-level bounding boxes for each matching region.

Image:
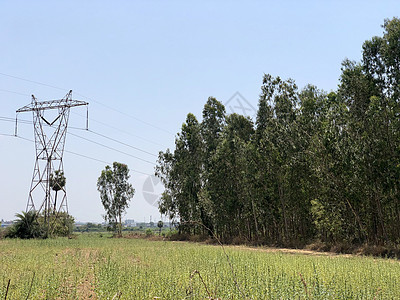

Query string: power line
[0,89,30,97]
[64,150,151,175]
[0,72,174,135]
[0,116,29,125]
[0,85,172,147]
[0,86,172,147]
[66,150,112,166]
[86,129,157,157]
[0,72,66,92]
[0,116,90,135]
[71,110,166,147]
[0,117,15,122]
[5,134,152,176]
[0,103,168,149]
[67,131,156,165]
[75,91,175,135]
[1,115,160,159]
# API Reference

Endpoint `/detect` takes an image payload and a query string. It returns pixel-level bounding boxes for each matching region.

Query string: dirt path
[228,245,354,258]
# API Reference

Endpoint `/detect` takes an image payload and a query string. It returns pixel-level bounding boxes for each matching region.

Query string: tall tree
[156,114,203,233]
[200,97,226,233]
[154,17,400,248]
[97,162,135,236]
[207,114,254,241]
[156,149,177,222]
[336,17,400,244]
[174,113,203,232]
[201,97,226,160]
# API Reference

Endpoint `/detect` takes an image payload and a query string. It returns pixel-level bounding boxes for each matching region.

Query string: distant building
[1,220,14,228]
[124,219,136,227]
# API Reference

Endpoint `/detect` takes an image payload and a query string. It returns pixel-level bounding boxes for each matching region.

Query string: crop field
[1,235,400,299]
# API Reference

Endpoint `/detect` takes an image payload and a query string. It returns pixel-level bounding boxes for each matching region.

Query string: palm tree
[157,220,163,236]
[49,170,66,212]
[7,211,44,239]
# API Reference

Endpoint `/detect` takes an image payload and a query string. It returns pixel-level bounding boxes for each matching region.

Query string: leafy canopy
[97,162,135,235]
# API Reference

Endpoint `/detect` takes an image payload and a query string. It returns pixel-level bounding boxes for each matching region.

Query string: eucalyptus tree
[207,113,254,241]
[156,113,203,233]
[201,97,226,161]
[153,17,400,247]
[174,113,203,232]
[200,97,226,233]
[254,75,281,242]
[255,75,303,242]
[361,17,400,243]
[97,162,135,236]
[336,17,400,244]
[156,149,177,222]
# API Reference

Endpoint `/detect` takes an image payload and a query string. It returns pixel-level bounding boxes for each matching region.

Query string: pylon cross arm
[16,99,88,113]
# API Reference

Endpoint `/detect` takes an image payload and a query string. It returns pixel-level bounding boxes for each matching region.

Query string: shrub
[163,229,177,238]
[169,232,190,241]
[5,211,45,239]
[189,234,209,243]
[40,212,74,237]
[0,228,6,239]
[6,211,74,239]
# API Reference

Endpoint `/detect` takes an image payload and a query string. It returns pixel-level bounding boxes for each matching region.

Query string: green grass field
[1,234,399,299]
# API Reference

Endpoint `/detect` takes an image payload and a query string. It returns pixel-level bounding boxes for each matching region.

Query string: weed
[1,236,400,299]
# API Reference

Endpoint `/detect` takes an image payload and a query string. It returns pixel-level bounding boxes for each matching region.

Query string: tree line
[156,18,400,247]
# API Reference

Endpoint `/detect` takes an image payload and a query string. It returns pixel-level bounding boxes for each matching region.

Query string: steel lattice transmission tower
[16,90,88,224]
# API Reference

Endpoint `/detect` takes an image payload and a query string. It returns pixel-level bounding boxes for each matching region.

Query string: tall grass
[0,234,399,299]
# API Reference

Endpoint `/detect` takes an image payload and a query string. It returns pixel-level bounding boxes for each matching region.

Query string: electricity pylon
[16,90,88,228]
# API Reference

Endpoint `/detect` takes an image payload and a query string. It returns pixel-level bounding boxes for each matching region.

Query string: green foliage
[156,113,204,234]
[49,170,66,211]
[157,220,163,235]
[97,162,135,236]
[5,211,74,239]
[49,170,66,192]
[5,211,45,239]
[75,222,105,232]
[155,17,400,247]
[44,212,74,237]
[1,236,400,298]
[157,220,163,228]
[310,199,344,243]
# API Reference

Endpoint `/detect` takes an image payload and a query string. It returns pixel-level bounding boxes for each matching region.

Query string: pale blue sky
[0,1,398,222]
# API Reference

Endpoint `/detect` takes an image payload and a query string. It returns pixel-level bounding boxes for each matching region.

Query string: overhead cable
[1,115,159,159]
[0,72,174,135]
[5,134,152,176]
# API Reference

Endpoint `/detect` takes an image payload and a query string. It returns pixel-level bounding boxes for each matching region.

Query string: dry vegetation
[1,234,400,299]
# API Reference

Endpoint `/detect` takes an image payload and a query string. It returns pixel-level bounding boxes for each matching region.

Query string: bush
[40,212,74,237]
[162,229,177,238]
[0,228,6,239]
[6,211,74,239]
[169,232,190,241]
[145,228,153,237]
[6,211,45,239]
[189,234,209,243]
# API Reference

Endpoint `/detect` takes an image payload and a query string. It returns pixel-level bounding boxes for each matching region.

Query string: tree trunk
[118,213,122,236]
[278,175,289,241]
[250,197,259,240]
[374,187,388,244]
